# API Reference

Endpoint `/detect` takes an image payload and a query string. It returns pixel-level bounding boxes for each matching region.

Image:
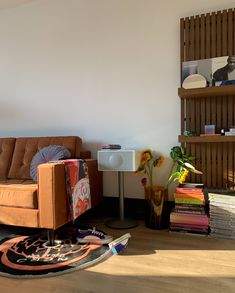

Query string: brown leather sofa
[0,136,102,241]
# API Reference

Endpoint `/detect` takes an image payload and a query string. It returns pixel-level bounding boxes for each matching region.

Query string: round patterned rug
[0,231,110,278]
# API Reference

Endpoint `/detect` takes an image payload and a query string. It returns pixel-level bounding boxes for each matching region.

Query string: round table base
[105,218,138,229]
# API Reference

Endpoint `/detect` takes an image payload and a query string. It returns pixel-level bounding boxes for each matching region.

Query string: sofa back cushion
[8,136,82,179]
[0,138,16,179]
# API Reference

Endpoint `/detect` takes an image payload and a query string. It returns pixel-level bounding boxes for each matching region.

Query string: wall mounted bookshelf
[179,135,235,143]
[178,84,235,98]
[179,8,235,189]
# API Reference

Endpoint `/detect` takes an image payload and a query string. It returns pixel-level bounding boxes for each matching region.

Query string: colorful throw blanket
[60,159,91,221]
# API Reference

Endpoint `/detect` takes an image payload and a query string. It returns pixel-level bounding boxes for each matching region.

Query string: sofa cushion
[0,138,16,179]
[30,145,71,182]
[8,136,82,179]
[0,179,38,209]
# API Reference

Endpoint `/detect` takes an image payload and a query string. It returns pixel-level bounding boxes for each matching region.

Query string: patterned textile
[60,159,91,221]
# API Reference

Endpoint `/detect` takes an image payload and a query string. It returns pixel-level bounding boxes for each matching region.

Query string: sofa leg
[47,229,55,246]
[46,229,62,247]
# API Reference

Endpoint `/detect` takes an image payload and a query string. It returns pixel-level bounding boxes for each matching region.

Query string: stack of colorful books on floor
[208,191,235,239]
[170,185,209,235]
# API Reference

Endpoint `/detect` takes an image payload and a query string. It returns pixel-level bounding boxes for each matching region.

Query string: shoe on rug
[77,227,113,244]
[108,233,131,254]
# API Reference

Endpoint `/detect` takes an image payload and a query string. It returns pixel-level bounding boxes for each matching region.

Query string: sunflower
[140,149,153,164]
[136,149,164,188]
[155,156,164,167]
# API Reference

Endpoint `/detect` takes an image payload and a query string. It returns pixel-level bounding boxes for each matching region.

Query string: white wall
[0,0,234,199]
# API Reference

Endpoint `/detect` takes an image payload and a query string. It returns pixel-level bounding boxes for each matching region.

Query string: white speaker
[97,149,141,171]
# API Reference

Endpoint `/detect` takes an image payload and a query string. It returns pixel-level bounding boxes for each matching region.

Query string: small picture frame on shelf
[212,56,235,86]
[182,55,235,87]
[204,125,215,135]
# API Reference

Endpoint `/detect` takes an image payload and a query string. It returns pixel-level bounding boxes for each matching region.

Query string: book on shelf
[170,223,209,234]
[174,198,205,205]
[175,187,204,194]
[179,182,204,188]
[208,191,235,239]
[200,134,221,136]
[175,203,205,208]
[174,193,204,200]
[169,183,209,235]
[209,192,235,201]
[169,230,209,236]
[170,212,209,226]
[173,207,205,215]
[225,132,235,136]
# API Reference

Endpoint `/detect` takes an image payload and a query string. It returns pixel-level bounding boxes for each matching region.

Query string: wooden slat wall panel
[195,99,201,135]
[228,96,233,129]
[182,9,235,62]
[211,97,217,130]
[222,96,228,129]
[200,98,206,134]
[216,11,222,56]
[222,10,228,56]
[181,99,185,135]
[228,9,233,55]
[180,8,235,189]
[217,143,222,187]
[228,143,234,188]
[186,98,191,131]
[205,98,211,125]
[222,143,228,188]
[185,17,190,61]
[189,99,196,131]
[211,144,217,187]
[234,9,235,56]
[205,13,211,58]
[195,16,200,60]
[190,16,195,60]
[200,15,205,59]
[200,144,207,185]
[180,18,185,84]
[188,143,228,188]
[216,96,222,132]
[211,12,216,57]
[206,143,212,187]
[195,144,201,182]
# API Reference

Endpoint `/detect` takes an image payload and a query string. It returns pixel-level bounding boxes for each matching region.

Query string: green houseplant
[168,146,202,185]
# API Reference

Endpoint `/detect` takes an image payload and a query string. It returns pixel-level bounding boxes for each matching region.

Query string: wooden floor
[1,216,235,293]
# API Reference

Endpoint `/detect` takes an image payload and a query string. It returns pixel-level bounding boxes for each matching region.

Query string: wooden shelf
[178,135,235,143]
[178,85,235,99]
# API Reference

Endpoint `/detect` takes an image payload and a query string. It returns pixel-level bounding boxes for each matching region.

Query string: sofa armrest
[37,159,103,229]
[85,159,103,207]
[80,150,91,159]
[37,162,68,229]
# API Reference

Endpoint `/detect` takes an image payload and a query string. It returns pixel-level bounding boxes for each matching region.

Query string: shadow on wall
[0,104,22,121]
[0,126,103,159]
[0,127,102,154]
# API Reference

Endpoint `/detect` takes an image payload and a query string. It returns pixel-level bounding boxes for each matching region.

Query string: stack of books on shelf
[208,191,235,239]
[225,126,235,136]
[170,185,209,235]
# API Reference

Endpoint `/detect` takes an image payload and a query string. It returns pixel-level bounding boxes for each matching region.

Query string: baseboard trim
[81,197,175,221]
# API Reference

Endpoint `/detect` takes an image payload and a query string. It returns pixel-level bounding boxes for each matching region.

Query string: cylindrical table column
[105,171,137,229]
[119,171,124,221]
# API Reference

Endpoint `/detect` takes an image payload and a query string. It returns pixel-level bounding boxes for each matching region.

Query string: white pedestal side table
[97,149,140,229]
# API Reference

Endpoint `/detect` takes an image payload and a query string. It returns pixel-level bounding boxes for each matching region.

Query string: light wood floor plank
[0,217,235,293]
